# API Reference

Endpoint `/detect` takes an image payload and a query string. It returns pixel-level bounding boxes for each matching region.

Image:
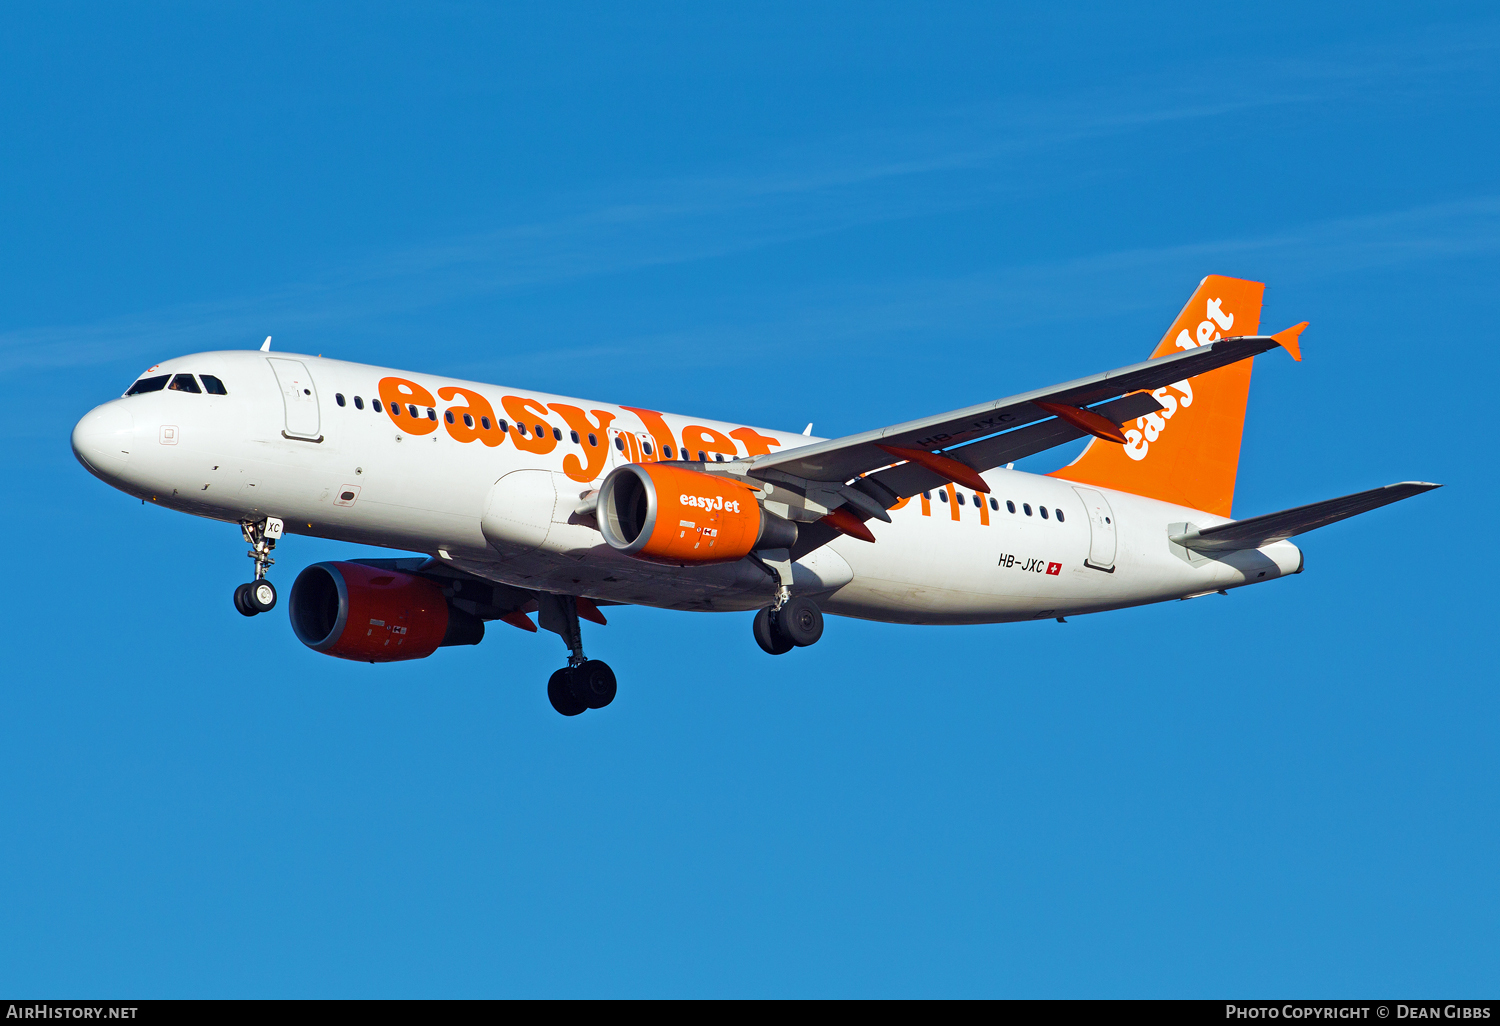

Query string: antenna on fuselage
[260,336,272,352]
[803,423,813,436]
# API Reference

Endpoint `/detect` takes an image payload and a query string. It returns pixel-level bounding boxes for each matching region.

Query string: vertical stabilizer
[1050,275,1266,517]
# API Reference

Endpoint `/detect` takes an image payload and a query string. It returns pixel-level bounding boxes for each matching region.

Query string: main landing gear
[753,594,824,655]
[538,593,617,717]
[233,516,284,617]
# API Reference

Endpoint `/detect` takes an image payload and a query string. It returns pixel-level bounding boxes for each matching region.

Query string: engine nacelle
[597,463,795,565]
[288,561,484,662]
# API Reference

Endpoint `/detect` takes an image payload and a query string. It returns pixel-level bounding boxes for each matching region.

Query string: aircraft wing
[747,330,1302,497]
[1169,482,1441,553]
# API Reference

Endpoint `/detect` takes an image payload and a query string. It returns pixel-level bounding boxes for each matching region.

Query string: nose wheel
[233,516,284,617]
[234,579,278,617]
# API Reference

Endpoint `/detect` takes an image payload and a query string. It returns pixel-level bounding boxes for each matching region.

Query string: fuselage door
[267,358,322,441]
[1073,486,1117,572]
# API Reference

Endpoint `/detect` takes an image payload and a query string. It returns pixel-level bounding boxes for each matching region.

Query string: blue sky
[2,2,1496,997]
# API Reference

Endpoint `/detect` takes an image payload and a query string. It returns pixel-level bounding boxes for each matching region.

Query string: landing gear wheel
[779,597,824,647]
[753,607,794,655]
[233,583,259,617]
[569,659,617,709]
[548,668,588,716]
[247,579,277,613]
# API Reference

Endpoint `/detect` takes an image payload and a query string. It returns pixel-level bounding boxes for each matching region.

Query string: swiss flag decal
[1046,562,1062,575]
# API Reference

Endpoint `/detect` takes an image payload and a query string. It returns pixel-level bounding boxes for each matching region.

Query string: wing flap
[1171,482,1441,553]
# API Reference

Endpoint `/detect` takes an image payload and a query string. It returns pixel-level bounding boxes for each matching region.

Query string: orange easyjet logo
[376,377,783,483]
[1123,293,1235,462]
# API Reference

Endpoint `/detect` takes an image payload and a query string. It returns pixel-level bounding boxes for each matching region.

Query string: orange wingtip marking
[1273,322,1307,362]
[819,507,876,543]
[876,444,990,494]
[498,611,538,633]
[1032,401,1128,445]
[576,597,608,626]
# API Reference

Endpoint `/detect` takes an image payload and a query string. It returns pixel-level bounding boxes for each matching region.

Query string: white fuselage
[71,350,1302,624]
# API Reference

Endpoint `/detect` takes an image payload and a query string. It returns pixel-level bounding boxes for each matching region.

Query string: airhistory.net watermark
[5,1007,137,1020]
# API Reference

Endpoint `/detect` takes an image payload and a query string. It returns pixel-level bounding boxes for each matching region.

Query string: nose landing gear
[233,516,284,617]
[538,593,617,716]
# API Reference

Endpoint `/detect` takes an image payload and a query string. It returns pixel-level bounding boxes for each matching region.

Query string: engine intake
[597,463,795,565]
[289,561,484,662]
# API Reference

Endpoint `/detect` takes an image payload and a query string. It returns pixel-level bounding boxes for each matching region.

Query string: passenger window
[125,374,170,395]
[536,424,546,438]
[614,435,624,450]
[427,408,436,421]
[1024,503,1032,516]
[390,402,401,417]
[1056,509,1065,523]
[552,427,562,440]
[937,489,948,503]
[354,396,364,410]
[643,441,653,456]
[697,450,707,462]
[990,497,999,511]
[663,445,674,458]
[373,399,383,413]
[587,433,597,447]
[922,491,931,500]
[407,404,418,418]
[1040,506,1049,519]
[570,430,580,443]
[445,410,454,424]
[464,414,474,429]
[336,393,346,407]
[1006,500,1016,513]
[481,416,491,430]
[954,491,964,505]
[714,453,724,462]
[498,419,509,433]
[168,374,201,393]
[200,374,228,395]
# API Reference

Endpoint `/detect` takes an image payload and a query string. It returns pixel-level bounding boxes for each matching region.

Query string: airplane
[70,275,1438,716]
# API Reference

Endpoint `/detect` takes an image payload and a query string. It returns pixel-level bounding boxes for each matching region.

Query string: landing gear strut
[753,596,824,655]
[538,593,616,716]
[233,516,284,617]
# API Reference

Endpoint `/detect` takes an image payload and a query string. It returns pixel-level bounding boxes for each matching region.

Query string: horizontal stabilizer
[1170,481,1441,553]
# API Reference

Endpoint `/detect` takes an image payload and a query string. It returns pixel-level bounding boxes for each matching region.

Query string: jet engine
[288,561,485,662]
[597,463,796,565]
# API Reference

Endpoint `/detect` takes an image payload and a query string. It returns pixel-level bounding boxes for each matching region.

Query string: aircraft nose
[72,402,134,476]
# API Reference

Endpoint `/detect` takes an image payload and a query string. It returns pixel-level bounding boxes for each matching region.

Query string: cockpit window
[168,373,202,393]
[124,374,170,396]
[200,374,227,395]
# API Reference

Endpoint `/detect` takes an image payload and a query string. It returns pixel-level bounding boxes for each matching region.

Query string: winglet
[1272,322,1306,362]
[261,336,272,352]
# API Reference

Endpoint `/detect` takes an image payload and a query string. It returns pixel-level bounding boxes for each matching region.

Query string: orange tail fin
[1050,275,1266,518]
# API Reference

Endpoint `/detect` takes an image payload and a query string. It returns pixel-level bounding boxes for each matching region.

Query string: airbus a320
[71,276,1438,715]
